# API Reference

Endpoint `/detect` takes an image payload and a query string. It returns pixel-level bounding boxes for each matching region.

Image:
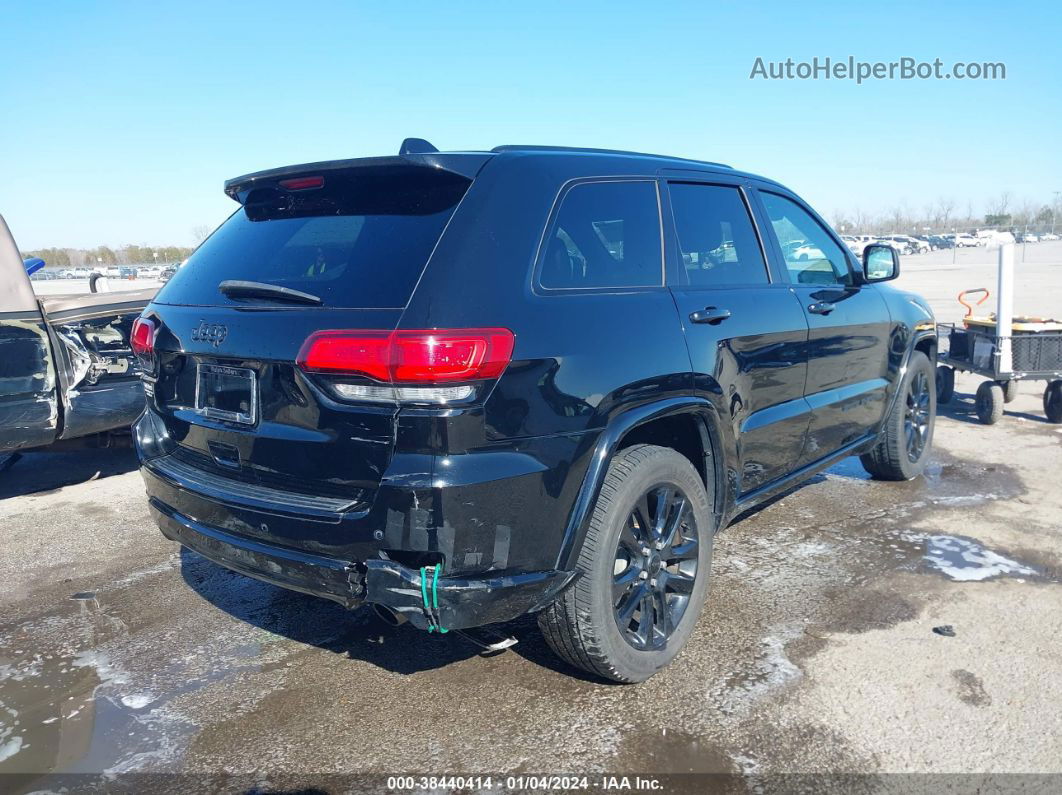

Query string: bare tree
[191,224,213,244]
[936,197,955,230]
[987,191,1012,217]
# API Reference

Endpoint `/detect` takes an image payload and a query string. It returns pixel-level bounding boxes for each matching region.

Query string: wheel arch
[554,397,728,570]
[913,329,937,364]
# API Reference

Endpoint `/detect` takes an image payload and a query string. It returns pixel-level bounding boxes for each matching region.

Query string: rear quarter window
[156,168,469,308]
[538,180,663,290]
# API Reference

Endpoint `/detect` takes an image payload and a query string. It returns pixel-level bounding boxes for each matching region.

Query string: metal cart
[936,243,1062,424]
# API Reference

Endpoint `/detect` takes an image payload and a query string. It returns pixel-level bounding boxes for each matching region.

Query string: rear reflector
[297,328,515,384]
[131,316,156,357]
[278,176,325,191]
[332,384,475,403]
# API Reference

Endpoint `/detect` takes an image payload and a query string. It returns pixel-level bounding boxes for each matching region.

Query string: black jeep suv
[134,140,936,682]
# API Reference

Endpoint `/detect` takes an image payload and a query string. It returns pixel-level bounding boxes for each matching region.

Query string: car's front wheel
[538,444,713,683]
[860,350,935,480]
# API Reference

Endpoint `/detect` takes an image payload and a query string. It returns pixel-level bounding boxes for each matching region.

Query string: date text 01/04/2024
[386,775,664,790]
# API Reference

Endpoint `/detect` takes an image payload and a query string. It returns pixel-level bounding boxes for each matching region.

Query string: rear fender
[554,397,727,571]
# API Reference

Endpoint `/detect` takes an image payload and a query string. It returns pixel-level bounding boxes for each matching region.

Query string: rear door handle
[808,301,835,315]
[689,306,732,325]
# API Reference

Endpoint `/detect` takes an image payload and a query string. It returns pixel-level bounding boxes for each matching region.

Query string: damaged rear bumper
[149,497,576,630]
[363,560,576,630]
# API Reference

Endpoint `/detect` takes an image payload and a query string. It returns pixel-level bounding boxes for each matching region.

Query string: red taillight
[131,317,156,357]
[297,329,515,384]
[278,176,324,191]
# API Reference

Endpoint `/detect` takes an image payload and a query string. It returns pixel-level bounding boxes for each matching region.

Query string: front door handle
[689,306,732,325]
[808,301,835,315]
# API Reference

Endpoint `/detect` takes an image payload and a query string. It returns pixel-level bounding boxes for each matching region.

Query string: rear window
[156,167,470,308]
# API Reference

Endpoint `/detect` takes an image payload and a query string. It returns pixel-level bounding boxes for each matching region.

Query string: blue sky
[2,1,1059,249]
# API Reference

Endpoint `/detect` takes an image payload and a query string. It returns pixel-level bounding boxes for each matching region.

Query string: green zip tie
[419,564,448,633]
[432,563,448,633]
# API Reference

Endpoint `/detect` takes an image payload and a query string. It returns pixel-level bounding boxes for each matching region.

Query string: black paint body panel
[135,147,935,629]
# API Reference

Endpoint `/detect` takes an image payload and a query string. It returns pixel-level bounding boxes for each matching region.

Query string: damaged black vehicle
[0,215,154,464]
[134,140,937,682]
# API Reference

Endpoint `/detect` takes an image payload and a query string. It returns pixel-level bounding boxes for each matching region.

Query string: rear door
[755,190,892,465]
[142,164,472,511]
[664,181,811,493]
[0,215,58,452]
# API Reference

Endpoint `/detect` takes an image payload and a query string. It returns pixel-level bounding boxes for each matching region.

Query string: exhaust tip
[371,603,407,627]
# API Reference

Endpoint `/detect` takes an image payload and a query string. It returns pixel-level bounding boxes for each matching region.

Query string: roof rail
[490,144,731,169]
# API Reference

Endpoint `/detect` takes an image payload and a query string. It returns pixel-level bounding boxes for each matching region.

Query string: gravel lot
[3,244,1061,790]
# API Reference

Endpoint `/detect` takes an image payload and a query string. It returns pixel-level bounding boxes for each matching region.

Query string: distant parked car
[908,236,931,254]
[840,235,874,257]
[953,234,980,247]
[884,236,919,255]
[1041,232,1059,241]
[792,242,826,261]
[1023,233,1040,243]
[928,235,952,249]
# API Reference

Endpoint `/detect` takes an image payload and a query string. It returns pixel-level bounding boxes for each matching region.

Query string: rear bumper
[145,471,577,630]
[135,405,586,629]
[150,497,362,607]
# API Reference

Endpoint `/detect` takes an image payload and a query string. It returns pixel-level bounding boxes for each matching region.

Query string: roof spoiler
[224,145,490,203]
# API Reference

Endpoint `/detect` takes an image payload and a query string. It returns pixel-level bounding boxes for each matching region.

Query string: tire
[860,350,935,481]
[975,381,1005,424]
[937,365,955,404]
[999,380,1020,404]
[538,444,713,683]
[1045,380,1062,423]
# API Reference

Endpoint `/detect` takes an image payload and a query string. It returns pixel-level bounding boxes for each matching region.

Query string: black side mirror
[862,244,899,282]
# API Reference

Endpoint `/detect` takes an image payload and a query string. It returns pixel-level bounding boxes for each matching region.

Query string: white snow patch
[0,736,23,763]
[709,624,803,716]
[0,701,23,763]
[916,534,1036,582]
[110,554,179,589]
[120,694,154,709]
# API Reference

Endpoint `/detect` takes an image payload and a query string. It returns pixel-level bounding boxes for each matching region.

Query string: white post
[996,242,1014,375]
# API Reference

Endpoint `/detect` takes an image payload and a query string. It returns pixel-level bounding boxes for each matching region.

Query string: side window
[539,181,662,289]
[668,183,768,287]
[759,192,852,286]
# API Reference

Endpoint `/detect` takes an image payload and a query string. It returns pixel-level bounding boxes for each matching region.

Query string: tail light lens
[131,316,156,358]
[297,328,514,403]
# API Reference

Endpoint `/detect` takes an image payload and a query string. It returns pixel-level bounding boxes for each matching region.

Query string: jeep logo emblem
[191,320,228,347]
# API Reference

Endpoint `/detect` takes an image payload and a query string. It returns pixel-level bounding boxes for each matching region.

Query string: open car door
[37,289,157,441]
[0,214,58,452]
[1,214,157,455]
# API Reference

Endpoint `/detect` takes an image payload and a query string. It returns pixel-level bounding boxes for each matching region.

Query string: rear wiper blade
[218,280,322,306]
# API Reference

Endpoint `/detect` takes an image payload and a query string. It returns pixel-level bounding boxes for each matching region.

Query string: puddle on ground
[0,591,265,784]
[612,728,736,774]
[912,533,1049,582]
